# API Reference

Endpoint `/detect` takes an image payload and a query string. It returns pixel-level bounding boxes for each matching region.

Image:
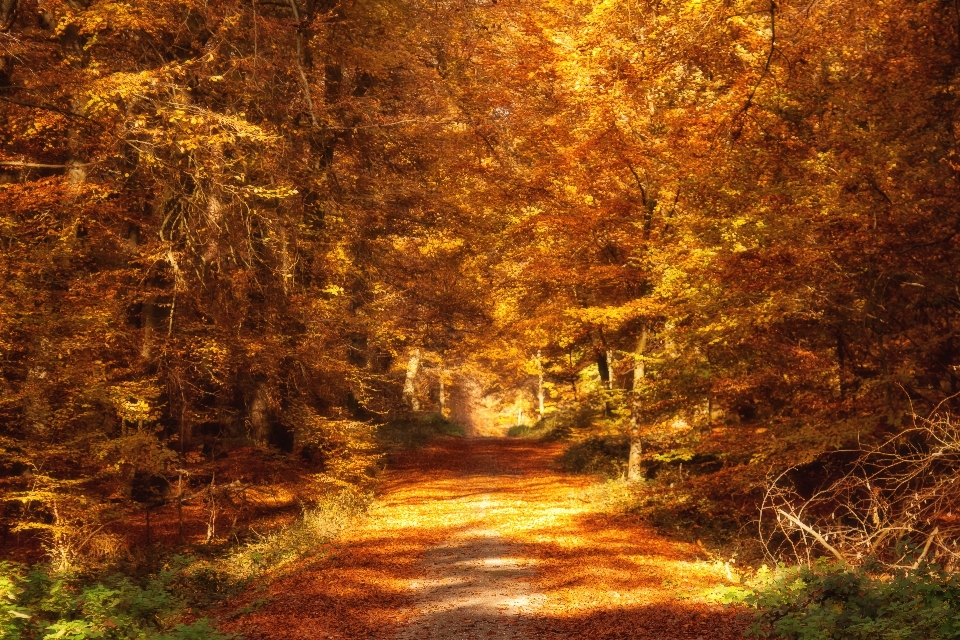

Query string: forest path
[227,438,748,639]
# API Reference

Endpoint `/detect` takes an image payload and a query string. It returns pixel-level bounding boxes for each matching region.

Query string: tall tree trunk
[438,366,446,416]
[536,350,545,420]
[141,301,158,360]
[628,327,648,482]
[288,0,318,127]
[248,382,270,444]
[606,348,616,390]
[403,348,421,411]
[177,470,184,544]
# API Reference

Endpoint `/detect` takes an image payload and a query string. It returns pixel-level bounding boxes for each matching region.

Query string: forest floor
[224,438,749,639]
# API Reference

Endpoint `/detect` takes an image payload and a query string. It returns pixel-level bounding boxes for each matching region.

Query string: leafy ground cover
[0,559,232,640]
[715,560,960,640]
[377,413,466,450]
[0,485,367,640]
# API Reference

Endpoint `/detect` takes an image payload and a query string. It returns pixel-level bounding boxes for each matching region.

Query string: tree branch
[733,1,776,138]
[778,509,847,563]
[0,95,107,129]
[0,160,96,168]
[287,0,318,128]
[910,527,939,570]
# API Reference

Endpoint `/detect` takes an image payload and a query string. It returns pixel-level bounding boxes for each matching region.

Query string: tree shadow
[225,436,750,639]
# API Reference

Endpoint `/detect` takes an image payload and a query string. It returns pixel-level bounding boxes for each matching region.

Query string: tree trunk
[288,0,318,127]
[403,348,421,411]
[205,474,217,543]
[592,328,611,387]
[606,348,616,390]
[141,301,158,360]
[536,350,545,420]
[248,382,270,444]
[438,367,446,416]
[177,470,184,544]
[627,327,648,482]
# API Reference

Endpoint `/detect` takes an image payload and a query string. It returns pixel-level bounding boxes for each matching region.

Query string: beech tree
[2,0,960,566]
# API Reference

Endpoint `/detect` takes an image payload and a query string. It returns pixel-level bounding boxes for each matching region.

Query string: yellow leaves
[243,185,299,200]
[191,339,230,383]
[56,2,172,40]
[106,380,161,424]
[566,300,660,329]
[389,233,464,258]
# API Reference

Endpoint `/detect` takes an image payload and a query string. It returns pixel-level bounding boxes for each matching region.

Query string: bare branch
[778,509,847,563]
[0,159,96,168]
[911,527,939,570]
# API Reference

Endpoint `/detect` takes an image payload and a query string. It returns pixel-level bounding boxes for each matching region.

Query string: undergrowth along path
[226,438,748,639]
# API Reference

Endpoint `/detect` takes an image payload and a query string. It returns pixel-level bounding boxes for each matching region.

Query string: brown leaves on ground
[225,438,749,639]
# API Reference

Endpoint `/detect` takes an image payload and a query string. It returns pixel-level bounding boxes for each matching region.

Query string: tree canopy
[1,0,959,568]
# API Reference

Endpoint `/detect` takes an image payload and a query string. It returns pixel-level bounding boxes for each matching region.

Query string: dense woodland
[2,0,960,621]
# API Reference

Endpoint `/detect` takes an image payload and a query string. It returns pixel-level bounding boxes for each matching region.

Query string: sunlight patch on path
[227,438,748,640]
[393,507,545,640]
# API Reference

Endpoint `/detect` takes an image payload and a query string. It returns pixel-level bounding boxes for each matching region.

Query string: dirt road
[227,438,748,639]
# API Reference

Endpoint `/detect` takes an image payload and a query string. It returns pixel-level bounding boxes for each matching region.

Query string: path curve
[228,438,748,639]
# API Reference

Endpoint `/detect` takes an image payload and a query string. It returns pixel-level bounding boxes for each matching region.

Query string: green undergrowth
[218,485,369,588]
[377,413,465,449]
[713,559,960,639]
[0,485,369,639]
[558,435,630,477]
[506,424,539,437]
[0,559,232,640]
[505,420,567,439]
[508,406,607,441]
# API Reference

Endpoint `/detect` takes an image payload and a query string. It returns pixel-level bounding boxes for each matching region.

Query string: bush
[558,436,629,478]
[506,424,535,437]
[509,407,601,441]
[377,413,464,449]
[0,561,233,640]
[219,485,369,588]
[506,421,561,439]
[718,560,960,640]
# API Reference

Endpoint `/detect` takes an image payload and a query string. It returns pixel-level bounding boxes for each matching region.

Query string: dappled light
[227,438,747,639]
[2,0,959,635]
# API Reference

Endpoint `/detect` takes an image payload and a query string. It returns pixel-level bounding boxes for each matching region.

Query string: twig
[911,527,939,570]
[732,1,776,137]
[778,509,846,563]
[287,0,317,128]
[0,160,96,168]
[0,96,108,129]
[324,118,453,131]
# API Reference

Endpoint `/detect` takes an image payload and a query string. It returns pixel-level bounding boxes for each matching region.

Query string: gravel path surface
[227,438,748,640]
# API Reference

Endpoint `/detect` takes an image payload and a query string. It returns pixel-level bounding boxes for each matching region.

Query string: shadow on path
[226,438,749,640]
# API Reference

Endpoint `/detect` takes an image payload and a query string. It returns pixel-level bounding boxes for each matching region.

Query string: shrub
[377,413,465,449]
[509,407,601,441]
[0,561,233,640]
[558,436,629,478]
[506,424,535,437]
[718,560,960,640]
[219,485,369,588]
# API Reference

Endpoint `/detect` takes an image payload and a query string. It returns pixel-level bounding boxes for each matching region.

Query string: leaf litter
[225,438,749,639]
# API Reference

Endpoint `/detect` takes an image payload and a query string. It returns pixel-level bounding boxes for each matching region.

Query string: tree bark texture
[403,348,421,411]
[628,327,648,482]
